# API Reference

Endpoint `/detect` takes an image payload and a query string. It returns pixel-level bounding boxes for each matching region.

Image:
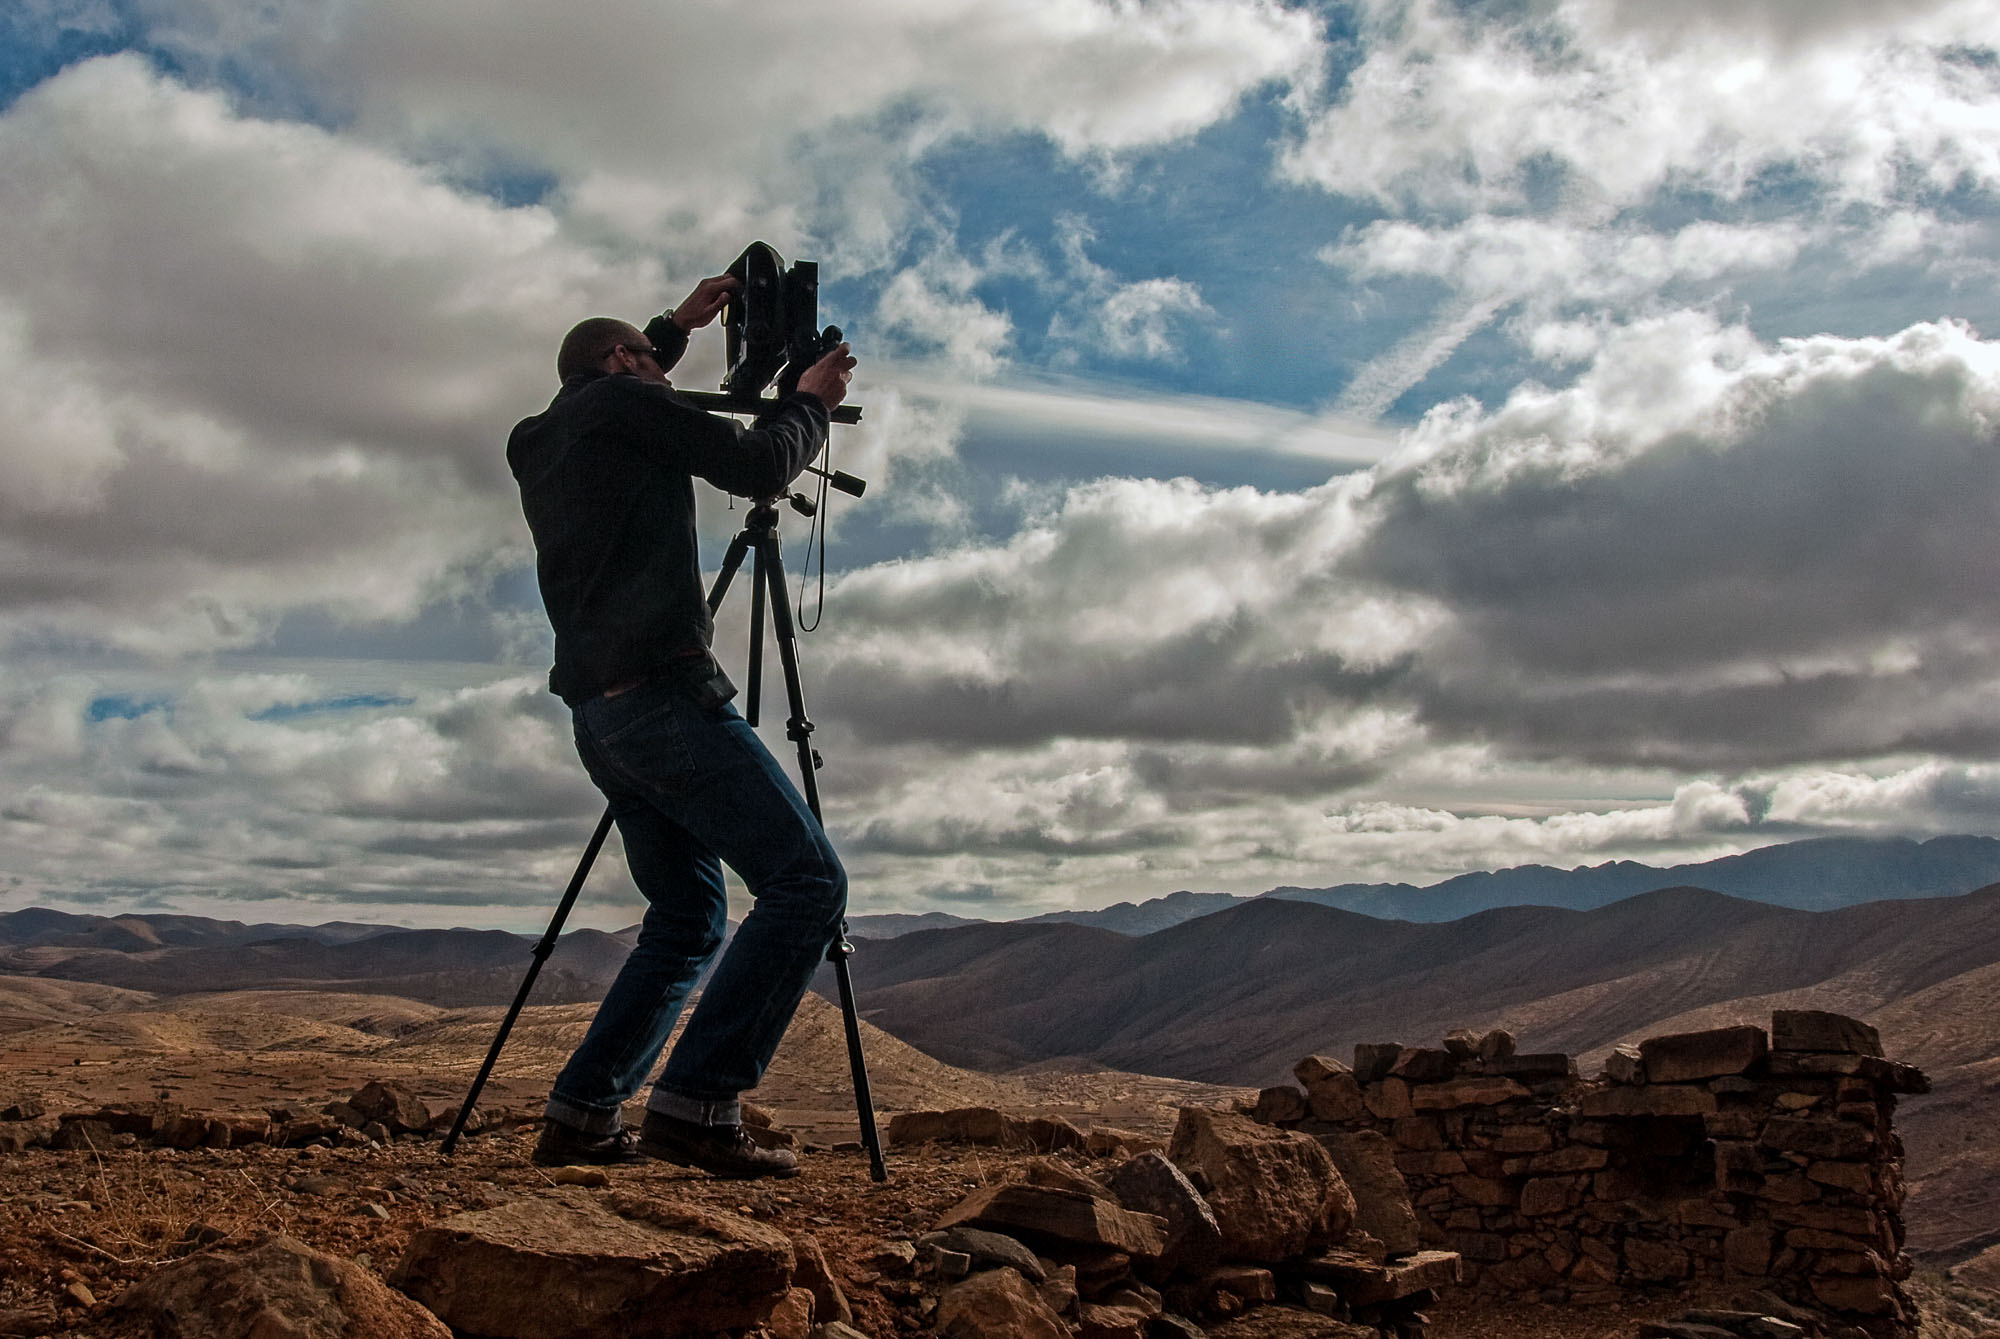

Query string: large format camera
[645,241,857,424]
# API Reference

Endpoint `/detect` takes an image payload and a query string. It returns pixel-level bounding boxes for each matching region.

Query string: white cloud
[1282,0,2000,213]
[1048,215,1217,362]
[135,0,1324,259]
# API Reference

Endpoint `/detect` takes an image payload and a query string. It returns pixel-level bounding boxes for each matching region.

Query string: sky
[2,0,1998,932]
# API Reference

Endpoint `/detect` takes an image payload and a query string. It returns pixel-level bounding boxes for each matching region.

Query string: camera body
[718,242,841,400]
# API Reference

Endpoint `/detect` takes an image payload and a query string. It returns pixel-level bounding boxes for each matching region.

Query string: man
[507,273,857,1179]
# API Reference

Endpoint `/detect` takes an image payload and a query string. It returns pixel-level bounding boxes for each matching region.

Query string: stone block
[1353,1044,1404,1084]
[124,1233,450,1338]
[1106,1151,1223,1271]
[937,1183,1167,1259]
[349,1081,433,1134]
[1085,1127,1162,1159]
[938,1267,1070,1339]
[1639,1027,1769,1083]
[1494,1054,1577,1081]
[1477,1029,1518,1063]
[1391,1048,1459,1083]
[1,1098,47,1122]
[1363,1079,1414,1120]
[1758,1116,1875,1160]
[1253,1087,1307,1125]
[391,1190,790,1337]
[1519,1177,1578,1217]
[1603,1045,1645,1084]
[1624,1237,1691,1282]
[1315,1129,1421,1256]
[1410,1077,1530,1111]
[1394,1150,1466,1176]
[1295,1057,1368,1124]
[1391,1116,1446,1151]
[888,1107,1010,1146]
[1771,1010,1882,1057]
[1809,1273,1899,1317]
[1294,1248,1461,1304]
[1524,1146,1607,1174]
[1723,1224,1773,1277]
[1576,1085,1717,1118]
[1486,1124,1554,1154]
[1169,1108,1353,1263]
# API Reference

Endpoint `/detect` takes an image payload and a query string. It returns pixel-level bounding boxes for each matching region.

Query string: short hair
[557,317,644,381]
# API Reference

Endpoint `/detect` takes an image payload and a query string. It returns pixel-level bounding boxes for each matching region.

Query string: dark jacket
[507,321,829,705]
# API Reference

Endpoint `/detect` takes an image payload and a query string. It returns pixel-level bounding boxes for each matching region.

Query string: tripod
[443,495,887,1183]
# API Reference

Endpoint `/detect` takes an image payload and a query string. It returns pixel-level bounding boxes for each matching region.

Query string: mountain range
[839,834,2000,937]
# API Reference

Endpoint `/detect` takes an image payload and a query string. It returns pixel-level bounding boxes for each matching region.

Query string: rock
[936,1183,1167,1259]
[1293,1057,1367,1123]
[1295,1249,1461,1304]
[549,1166,608,1187]
[1639,1026,1769,1083]
[1021,1156,1107,1197]
[1408,1076,1530,1110]
[349,1081,433,1134]
[1107,1151,1224,1271]
[1771,1010,1882,1057]
[1388,1048,1458,1083]
[1087,1127,1164,1158]
[1441,1029,1480,1058]
[1810,1273,1899,1316]
[792,1234,853,1326]
[1251,1087,1307,1125]
[1207,1305,1376,1338]
[1576,1085,1717,1117]
[1759,1115,1875,1160]
[0,1119,55,1154]
[923,1227,1046,1282]
[1078,1301,1153,1339]
[937,1267,1070,1339]
[1625,1237,1692,1282]
[1039,1263,1079,1316]
[390,1188,793,1337]
[871,1238,919,1272]
[1352,1044,1403,1084]
[1,1097,46,1122]
[1604,1045,1645,1084]
[1150,1315,1206,1339]
[1019,1115,1089,1153]
[360,1121,393,1144]
[51,1119,114,1151]
[768,1288,814,1339]
[1477,1029,1518,1062]
[0,1299,59,1336]
[887,1107,1010,1146]
[1313,1130,1420,1256]
[118,1232,451,1338]
[1167,1107,1354,1263]
[814,1325,874,1339]
[1492,1053,1577,1080]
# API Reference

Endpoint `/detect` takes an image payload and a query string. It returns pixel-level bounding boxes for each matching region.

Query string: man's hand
[669,274,740,332]
[793,342,857,410]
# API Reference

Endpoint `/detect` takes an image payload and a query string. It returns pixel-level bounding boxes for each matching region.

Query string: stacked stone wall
[1251,1010,1928,1339]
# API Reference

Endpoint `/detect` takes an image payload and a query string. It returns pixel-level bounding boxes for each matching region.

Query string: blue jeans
[544,676,846,1133]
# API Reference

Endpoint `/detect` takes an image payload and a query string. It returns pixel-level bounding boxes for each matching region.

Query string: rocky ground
[3,985,1998,1338]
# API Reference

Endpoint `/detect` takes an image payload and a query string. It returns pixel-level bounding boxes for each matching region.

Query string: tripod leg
[752,523,887,1180]
[707,530,752,615]
[441,807,615,1156]
[829,936,888,1181]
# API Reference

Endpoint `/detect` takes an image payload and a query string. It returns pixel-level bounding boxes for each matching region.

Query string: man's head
[557,317,669,384]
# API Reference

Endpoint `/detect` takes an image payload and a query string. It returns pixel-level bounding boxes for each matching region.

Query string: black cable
[797,462,830,632]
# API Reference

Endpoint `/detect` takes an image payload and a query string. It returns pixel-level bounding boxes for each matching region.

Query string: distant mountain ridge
[1264,834,2000,921]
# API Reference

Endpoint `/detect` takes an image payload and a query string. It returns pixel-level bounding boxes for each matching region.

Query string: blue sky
[2,0,1998,930]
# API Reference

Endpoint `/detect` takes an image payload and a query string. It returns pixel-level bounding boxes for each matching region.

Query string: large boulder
[938,1267,1070,1339]
[118,1233,451,1338]
[1106,1151,1224,1271]
[348,1081,433,1135]
[1168,1108,1355,1263]
[390,1189,792,1338]
[935,1184,1167,1259]
[1314,1130,1421,1256]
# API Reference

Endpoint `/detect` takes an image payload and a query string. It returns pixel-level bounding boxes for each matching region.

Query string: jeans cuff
[544,1094,626,1137]
[647,1087,741,1127]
